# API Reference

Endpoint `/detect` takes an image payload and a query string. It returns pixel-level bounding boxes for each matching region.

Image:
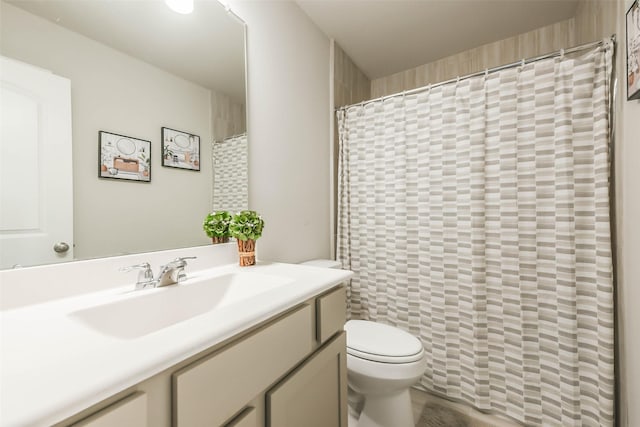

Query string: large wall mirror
[0,0,247,269]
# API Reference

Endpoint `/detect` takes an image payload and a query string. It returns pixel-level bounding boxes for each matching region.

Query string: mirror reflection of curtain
[212,134,248,213]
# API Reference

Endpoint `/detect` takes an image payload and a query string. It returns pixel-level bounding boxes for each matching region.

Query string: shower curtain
[212,133,248,213]
[337,41,614,426]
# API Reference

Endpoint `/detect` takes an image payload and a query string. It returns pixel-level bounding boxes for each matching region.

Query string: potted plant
[203,211,232,244]
[229,210,264,266]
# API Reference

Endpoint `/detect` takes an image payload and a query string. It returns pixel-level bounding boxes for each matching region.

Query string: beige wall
[574,0,619,44]
[334,43,371,108]
[1,2,216,259]
[371,18,576,98]
[230,1,332,263]
[619,40,640,427]
[332,43,370,249]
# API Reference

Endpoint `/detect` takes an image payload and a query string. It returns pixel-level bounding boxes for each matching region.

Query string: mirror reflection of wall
[0,0,247,269]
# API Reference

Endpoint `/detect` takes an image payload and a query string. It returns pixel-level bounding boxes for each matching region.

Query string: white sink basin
[70,272,294,339]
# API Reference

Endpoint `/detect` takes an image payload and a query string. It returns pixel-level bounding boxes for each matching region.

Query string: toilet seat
[345,320,424,364]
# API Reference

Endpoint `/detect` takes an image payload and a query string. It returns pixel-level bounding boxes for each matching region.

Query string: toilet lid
[344,320,424,364]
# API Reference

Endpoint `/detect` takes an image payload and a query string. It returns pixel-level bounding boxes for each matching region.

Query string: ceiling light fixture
[165,0,193,14]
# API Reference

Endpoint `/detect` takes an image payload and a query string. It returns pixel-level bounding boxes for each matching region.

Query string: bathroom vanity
[0,244,352,427]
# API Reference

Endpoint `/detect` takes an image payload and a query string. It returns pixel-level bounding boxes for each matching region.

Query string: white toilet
[300,260,427,427]
[344,320,426,427]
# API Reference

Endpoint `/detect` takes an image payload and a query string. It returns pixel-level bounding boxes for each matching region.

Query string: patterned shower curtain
[212,133,248,213]
[337,40,614,426]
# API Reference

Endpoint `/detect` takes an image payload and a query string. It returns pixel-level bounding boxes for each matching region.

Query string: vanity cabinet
[56,284,347,427]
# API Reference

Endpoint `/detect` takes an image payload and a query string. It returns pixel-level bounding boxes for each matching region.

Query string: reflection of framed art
[161,127,201,171]
[98,131,151,182]
[627,0,640,100]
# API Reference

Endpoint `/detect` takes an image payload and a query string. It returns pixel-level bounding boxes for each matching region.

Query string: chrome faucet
[121,256,196,290]
[155,257,196,287]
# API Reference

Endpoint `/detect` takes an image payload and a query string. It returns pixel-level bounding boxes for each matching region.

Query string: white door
[0,56,73,269]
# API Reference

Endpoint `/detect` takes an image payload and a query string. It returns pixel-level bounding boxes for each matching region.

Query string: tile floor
[411,388,521,427]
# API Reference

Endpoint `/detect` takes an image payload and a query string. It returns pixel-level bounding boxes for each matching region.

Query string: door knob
[53,242,70,253]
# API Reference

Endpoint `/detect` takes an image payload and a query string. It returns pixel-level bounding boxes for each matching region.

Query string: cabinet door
[71,392,147,427]
[266,332,347,427]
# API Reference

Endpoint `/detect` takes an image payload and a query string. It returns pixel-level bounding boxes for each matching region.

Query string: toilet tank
[300,259,341,269]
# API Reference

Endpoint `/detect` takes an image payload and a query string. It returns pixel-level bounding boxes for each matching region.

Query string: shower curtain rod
[337,35,615,113]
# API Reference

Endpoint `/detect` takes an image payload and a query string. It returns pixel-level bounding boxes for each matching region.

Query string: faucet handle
[164,256,197,269]
[120,262,154,289]
[174,257,196,282]
[120,262,152,273]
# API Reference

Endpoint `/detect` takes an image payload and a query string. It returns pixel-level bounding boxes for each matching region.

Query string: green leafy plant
[229,210,265,241]
[203,211,232,238]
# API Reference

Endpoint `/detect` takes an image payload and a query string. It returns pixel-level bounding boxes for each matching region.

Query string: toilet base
[356,389,414,427]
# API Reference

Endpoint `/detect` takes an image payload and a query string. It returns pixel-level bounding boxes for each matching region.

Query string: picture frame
[161,127,201,171]
[627,0,640,100]
[98,131,151,182]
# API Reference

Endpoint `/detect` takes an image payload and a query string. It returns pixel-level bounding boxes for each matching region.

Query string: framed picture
[161,127,201,171]
[627,0,640,100]
[99,131,151,182]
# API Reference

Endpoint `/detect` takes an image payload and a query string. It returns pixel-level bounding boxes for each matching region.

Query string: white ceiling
[7,0,246,103]
[297,0,580,79]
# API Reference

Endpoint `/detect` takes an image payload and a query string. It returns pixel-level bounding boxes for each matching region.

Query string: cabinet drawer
[173,304,313,427]
[316,286,346,343]
[72,392,147,427]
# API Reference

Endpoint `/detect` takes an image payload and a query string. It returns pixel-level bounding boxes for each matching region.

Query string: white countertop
[0,261,352,426]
